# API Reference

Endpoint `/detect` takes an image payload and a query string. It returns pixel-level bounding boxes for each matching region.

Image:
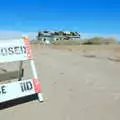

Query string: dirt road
[0,45,120,120]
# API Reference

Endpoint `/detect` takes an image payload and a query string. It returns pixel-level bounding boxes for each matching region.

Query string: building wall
[37,31,81,42]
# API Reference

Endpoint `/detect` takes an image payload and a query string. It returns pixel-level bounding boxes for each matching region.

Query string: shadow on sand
[0,94,38,110]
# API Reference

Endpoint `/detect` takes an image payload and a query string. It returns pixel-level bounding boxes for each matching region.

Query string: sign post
[0,36,44,103]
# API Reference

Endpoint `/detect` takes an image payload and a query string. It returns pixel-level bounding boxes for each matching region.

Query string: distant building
[36,30,81,43]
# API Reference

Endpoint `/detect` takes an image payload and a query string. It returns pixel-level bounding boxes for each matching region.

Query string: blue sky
[0,0,120,40]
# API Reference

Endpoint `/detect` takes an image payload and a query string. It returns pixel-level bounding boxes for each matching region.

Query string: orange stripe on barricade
[32,78,41,93]
[24,37,32,59]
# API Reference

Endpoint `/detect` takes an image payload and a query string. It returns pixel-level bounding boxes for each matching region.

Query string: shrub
[83,37,117,45]
[52,40,83,45]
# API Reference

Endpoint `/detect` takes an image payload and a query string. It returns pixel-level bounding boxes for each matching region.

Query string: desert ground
[0,44,120,120]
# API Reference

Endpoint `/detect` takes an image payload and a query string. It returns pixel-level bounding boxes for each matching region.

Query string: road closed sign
[0,37,43,104]
[0,37,32,63]
[0,79,41,103]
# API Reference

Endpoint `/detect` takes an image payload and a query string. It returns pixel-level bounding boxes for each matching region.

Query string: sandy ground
[0,44,120,120]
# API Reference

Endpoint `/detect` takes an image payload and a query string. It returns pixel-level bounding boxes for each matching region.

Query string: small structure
[37,30,81,43]
[37,31,52,42]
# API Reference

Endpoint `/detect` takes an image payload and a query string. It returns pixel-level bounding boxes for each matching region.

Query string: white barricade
[0,36,44,103]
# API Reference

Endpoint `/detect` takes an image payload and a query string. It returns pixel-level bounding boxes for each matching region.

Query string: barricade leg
[30,60,44,102]
[37,93,44,102]
[18,61,24,81]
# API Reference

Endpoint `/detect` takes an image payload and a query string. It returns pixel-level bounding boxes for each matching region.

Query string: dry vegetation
[31,37,120,62]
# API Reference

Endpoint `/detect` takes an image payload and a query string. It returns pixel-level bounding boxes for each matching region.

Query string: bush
[52,40,83,45]
[83,37,117,45]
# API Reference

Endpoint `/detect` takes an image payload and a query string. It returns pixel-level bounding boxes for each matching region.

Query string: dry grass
[51,44,120,61]
[30,40,120,61]
[108,57,120,62]
[51,44,120,52]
